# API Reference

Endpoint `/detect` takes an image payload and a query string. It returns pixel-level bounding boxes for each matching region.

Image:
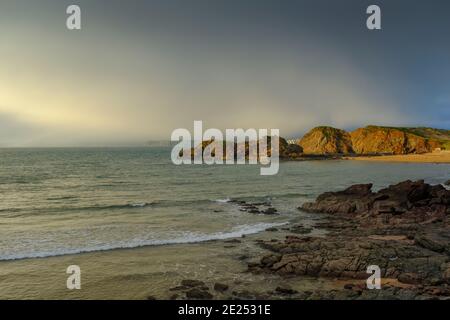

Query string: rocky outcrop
[182,125,449,160]
[247,180,450,300]
[350,126,440,155]
[186,136,303,161]
[250,233,448,281]
[298,126,354,155]
[301,180,450,225]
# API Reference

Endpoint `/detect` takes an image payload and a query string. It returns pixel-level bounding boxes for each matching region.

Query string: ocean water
[0,147,448,261]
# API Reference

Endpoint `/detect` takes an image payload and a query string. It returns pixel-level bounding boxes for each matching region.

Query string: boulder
[213,283,229,292]
[301,179,450,225]
[185,288,213,299]
[181,279,205,288]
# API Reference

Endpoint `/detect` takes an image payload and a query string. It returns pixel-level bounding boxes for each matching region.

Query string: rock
[342,183,374,196]
[266,227,278,232]
[260,254,281,267]
[301,183,374,214]
[146,295,157,300]
[301,180,450,226]
[445,180,450,186]
[181,279,205,288]
[185,288,213,299]
[231,290,267,299]
[350,126,439,155]
[245,179,450,300]
[262,207,278,215]
[289,225,313,234]
[244,180,450,300]
[441,263,450,284]
[275,286,298,295]
[343,284,354,290]
[398,273,422,285]
[275,137,303,159]
[299,126,354,155]
[414,235,445,253]
[285,144,303,155]
[187,136,304,161]
[224,239,241,244]
[213,283,229,292]
[169,285,187,291]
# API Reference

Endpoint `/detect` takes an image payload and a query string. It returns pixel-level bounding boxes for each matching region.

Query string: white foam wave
[0,222,287,261]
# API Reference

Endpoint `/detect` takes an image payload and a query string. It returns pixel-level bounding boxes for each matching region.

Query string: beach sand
[0,227,332,300]
[344,150,450,163]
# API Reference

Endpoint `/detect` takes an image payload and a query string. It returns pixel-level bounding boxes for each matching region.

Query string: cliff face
[183,126,448,159]
[350,126,439,155]
[298,126,354,155]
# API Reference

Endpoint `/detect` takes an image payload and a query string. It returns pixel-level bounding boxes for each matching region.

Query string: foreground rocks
[230,199,279,215]
[301,179,450,225]
[161,180,449,300]
[248,180,450,300]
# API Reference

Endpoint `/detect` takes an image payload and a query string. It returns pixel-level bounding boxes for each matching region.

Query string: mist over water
[0,147,448,260]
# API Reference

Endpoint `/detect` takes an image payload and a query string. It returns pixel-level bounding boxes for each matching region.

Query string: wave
[1,191,311,216]
[213,198,232,203]
[0,222,287,261]
[88,202,156,210]
[0,202,157,216]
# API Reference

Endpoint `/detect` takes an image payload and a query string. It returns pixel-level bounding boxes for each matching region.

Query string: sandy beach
[0,224,330,300]
[344,150,450,163]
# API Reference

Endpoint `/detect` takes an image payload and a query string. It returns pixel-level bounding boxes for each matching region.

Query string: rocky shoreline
[168,180,450,300]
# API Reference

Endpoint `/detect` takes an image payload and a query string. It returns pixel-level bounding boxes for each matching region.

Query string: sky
[0,0,449,147]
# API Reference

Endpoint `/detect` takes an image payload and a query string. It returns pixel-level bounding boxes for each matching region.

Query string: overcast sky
[0,0,449,146]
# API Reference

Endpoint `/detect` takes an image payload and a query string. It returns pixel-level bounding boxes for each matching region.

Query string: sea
[0,147,449,261]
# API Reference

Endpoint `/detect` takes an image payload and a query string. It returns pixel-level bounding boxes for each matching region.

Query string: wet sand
[0,222,331,300]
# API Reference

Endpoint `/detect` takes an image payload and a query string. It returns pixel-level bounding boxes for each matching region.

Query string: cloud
[0,111,42,147]
[0,0,448,146]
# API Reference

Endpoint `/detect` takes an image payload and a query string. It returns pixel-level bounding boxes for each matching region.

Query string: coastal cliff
[298,126,354,155]
[297,125,449,156]
[185,125,449,160]
[350,126,443,155]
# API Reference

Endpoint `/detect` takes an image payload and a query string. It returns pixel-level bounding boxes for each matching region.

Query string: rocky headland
[187,126,450,161]
[298,126,354,155]
[297,125,449,156]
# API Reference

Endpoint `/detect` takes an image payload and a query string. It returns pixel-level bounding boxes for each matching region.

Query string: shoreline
[0,221,318,300]
[1,179,449,300]
[343,150,450,163]
[0,221,289,262]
